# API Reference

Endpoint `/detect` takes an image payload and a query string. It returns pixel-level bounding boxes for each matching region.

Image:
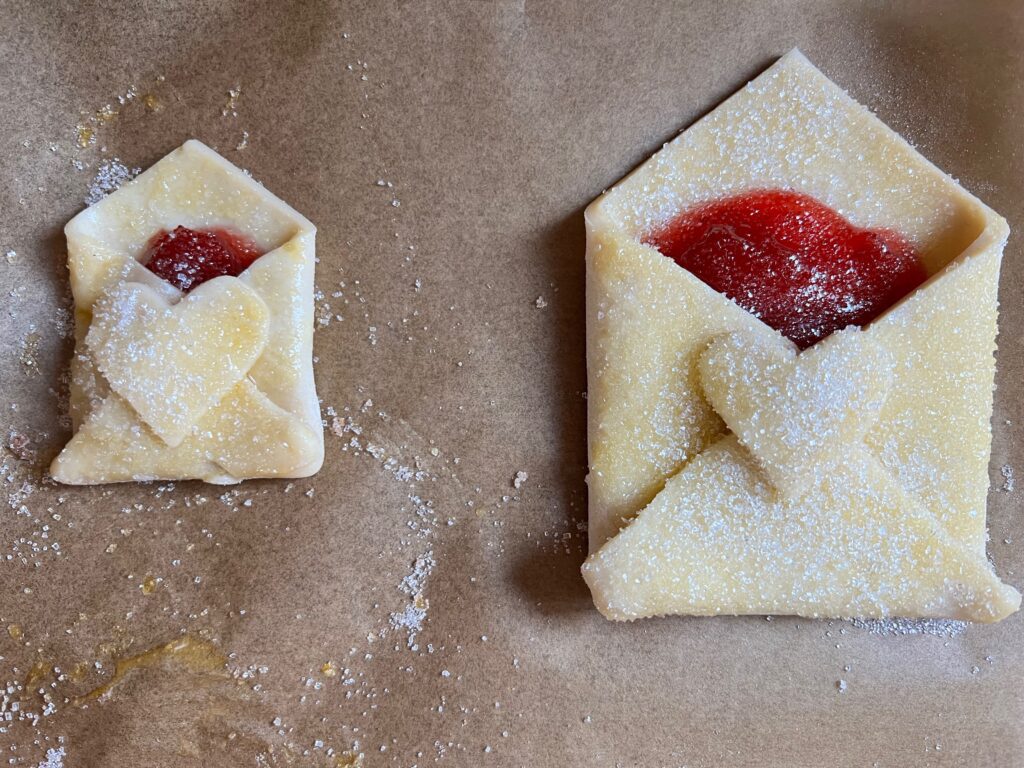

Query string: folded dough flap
[85,277,271,448]
[863,241,1005,556]
[582,436,1021,622]
[237,235,322,445]
[50,381,320,485]
[585,224,778,551]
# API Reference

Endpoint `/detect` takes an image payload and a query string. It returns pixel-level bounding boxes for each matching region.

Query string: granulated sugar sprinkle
[35,746,66,768]
[512,470,528,490]
[85,158,140,205]
[848,617,968,638]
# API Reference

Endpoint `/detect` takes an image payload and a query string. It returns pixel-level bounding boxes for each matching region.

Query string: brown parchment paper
[1,1,1022,766]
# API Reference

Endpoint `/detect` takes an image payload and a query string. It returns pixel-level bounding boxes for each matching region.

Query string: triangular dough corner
[51,383,321,486]
[582,437,1020,623]
[52,140,323,485]
[583,52,1017,621]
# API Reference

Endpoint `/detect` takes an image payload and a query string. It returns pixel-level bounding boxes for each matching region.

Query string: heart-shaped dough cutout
[698,327,893,499]
[87,276,269,447]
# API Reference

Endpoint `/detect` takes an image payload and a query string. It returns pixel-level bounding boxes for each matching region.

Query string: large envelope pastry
[581,51,1020,622]
[51,140,323,484]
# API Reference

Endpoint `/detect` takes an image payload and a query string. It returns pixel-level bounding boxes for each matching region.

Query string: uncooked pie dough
[51,140,323,484]
[581,50,1020,622]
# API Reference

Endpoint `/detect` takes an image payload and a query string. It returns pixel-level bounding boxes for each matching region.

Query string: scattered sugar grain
[36,747,65,768]
[85,159,140,205]
[849,617,967,637]
[1000,465,1014,492]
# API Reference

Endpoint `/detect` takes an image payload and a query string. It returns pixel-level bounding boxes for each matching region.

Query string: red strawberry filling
[644,190,929,348]
[144,226,263,292]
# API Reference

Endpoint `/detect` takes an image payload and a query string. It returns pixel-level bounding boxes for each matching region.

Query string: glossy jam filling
[144,226,263,292]
[643,190,929,348]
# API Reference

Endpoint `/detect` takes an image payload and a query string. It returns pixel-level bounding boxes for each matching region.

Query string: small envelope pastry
[51,140,323,484]
[582,50,1020,621]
